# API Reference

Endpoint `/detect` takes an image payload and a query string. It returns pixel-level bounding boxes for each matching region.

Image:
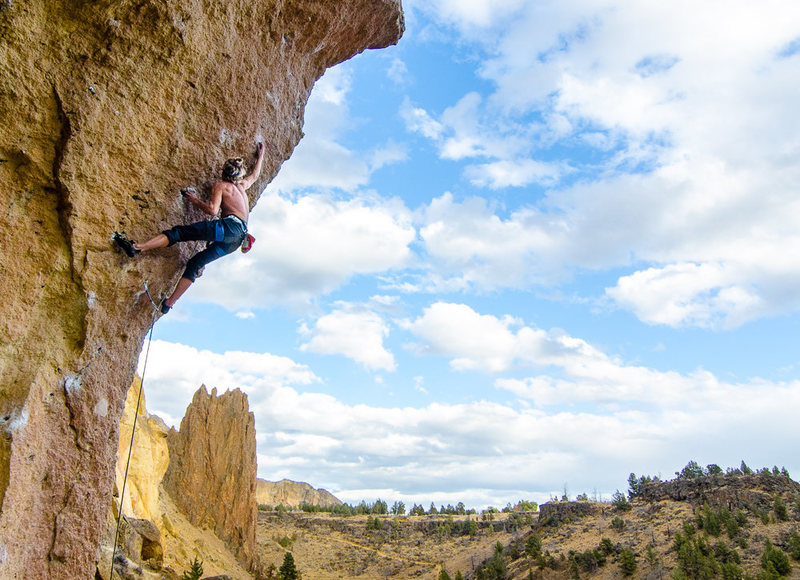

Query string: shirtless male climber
[114,142,264,313]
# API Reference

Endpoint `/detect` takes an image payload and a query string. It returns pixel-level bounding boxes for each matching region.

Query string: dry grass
[256,511,524,579]
[252,499,800,580]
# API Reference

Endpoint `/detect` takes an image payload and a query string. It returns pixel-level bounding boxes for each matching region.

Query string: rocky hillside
[495,469,800,580]
[0,0,403,577]
[256,478,343,510]
[246,468,800,580]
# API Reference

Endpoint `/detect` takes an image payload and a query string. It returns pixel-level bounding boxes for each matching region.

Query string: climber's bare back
[216,181,249,222]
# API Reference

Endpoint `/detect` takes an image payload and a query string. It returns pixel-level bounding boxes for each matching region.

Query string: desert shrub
[774,496,789,522]
[612,490,631,511]
[787,530,800,560]
[697,504,722,537]
[476,542,508,580]
[619,548,637,576]
[276,534,297,548]
[438,569,452,580]
[436,521,452,538]
[525,534,542,558]
[761,539,791,576]
[713,541,741,565]
[543,551,560,570]
[599,538,616,556]
[721,561,745,580]
[571,548,605,572]
[672,530,719,579]
[567,557,580,580]
[611,516,626,531]
[366,516,384,531]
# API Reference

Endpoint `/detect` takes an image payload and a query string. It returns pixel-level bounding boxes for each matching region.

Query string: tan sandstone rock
[163,386,258,570]
[0,0,403,577]
[256,478,343,509]
[114,376,170,523]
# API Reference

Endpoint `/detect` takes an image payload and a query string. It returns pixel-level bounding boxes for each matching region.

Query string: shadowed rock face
[0,0,403,576]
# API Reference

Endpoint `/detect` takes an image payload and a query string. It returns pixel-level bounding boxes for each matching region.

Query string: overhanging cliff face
[0,1,403,577]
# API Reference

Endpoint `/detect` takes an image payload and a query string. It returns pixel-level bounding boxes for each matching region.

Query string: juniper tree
[279,551,301,580]
[182,557,203,580]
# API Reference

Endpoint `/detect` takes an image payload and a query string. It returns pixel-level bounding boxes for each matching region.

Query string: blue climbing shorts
[162,215,247,281]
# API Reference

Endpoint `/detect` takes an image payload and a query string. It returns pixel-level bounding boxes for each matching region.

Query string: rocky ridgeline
[256,478,342,509]
[536,472,800,527]
[638,472,800,511]
[0,0,402,577]
[538,500,603,525]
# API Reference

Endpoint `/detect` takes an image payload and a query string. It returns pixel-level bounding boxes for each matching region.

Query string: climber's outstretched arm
[240,142,265,190]
[182,185,222,216]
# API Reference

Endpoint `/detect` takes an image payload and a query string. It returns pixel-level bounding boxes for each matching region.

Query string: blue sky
[139,0,800,509]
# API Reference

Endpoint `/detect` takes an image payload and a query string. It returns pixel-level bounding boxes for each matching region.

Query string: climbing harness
[109,282,160,579]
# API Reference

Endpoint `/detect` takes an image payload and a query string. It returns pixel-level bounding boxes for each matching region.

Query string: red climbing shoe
[241,234,255,253]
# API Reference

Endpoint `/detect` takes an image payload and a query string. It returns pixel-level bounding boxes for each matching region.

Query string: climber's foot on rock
[112,232,140,258]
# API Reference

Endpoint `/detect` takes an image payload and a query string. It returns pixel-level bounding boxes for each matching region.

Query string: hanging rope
[109,283,160,579]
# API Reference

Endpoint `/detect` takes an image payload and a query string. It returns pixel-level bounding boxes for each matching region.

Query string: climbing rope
[109,283,160,579]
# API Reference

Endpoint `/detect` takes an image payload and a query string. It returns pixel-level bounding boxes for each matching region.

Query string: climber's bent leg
[162,220,223,246]
[133,233,170,252]
[162,277,193,312]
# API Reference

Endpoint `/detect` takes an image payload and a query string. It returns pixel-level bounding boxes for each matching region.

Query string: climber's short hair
[222,157,246,183]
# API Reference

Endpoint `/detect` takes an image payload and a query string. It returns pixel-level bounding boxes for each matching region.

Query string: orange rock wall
[164,387,258,569]
[0,1,403,577]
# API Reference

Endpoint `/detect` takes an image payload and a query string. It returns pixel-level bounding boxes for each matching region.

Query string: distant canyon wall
[0,0,403,577]
[256,478,343,509]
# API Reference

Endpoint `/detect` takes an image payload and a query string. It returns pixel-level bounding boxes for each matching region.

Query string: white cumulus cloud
[139,337,800,508]
[301,306,397,372]
[190,192,416,309]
